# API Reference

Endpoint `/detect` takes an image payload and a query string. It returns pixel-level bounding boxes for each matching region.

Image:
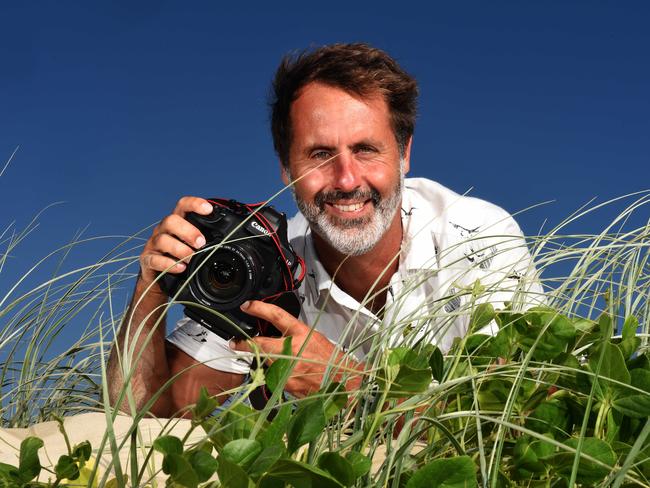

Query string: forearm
[107,275,172,416]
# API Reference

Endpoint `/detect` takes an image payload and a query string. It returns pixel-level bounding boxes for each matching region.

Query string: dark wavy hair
[270,43,418,167]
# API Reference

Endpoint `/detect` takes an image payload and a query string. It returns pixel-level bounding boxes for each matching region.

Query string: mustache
[314,188,381,210]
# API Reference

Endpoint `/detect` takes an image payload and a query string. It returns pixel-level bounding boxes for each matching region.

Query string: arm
[106,273,171,416]
[107,196,245,417]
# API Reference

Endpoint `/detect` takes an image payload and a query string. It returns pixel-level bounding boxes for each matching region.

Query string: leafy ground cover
[1,191,648,487]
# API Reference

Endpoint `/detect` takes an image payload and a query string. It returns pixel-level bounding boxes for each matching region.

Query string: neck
[312,209,403,314]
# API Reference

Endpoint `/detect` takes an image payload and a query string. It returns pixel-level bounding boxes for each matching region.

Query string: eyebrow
[303,139,384,155]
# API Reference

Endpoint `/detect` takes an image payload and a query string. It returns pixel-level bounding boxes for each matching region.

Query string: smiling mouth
[315,188,380,214]
[330,201,368,213]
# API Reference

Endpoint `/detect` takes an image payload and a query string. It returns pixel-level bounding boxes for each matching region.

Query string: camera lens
[192,245,256,307]
[207,255,245,301]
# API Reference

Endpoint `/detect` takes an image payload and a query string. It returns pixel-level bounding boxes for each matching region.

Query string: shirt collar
[399,183,441,272]
[301,183,441,295]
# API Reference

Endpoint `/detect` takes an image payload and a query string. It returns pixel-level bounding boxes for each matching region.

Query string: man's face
[283,82,411,256]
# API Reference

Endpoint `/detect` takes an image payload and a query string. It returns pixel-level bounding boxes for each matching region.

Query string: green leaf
[612,395,650,418]
[55,454,80,481]
[379,347,433,397]
[258,403,291,450]
[0,462,21,483]
[517,309,576,361]
[262,459,344,488]
[477,379,511,411]
[266,336,293,393]
[258,475,285,488]
[574,317,597,334]
[72,440,92,466]
[605,408,624,444]
[203,403,261,450]
[317,452,355,487]
[589,342,631,400]
[192,386,219,420]
[287,399,327,454]
[598,313,614,340]
[463,334,491,354]
[345,451,371,479]
[470,302,495,332]
[323,382,348,421]
[221,439,262,470]
[554,352,581,391]
[429,346,444,382]
[405,456,478,488]
[488,324,515,358]
[188,449,218,482]
[248,444,285,478]
[513,437,546,473]
[18,436,43,483]
[153,435,184,456]
[627,352,650,371]
[631,368,650,391]
[470,279,486,297]
[619,337,641,360]
[216,456,254,488]
[162,453,199,488]
[553,437,616,484]
[622,316,639,341]
[525,399,570,437]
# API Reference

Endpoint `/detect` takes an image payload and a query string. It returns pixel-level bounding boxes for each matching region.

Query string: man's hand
[140,196,213,286]
[230,300,363,398]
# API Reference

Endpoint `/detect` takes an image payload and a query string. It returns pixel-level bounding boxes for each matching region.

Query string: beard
[291,166,405,256]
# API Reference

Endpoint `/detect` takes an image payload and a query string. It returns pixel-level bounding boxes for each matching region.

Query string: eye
[311,150,332,160]
[354,144,377,154]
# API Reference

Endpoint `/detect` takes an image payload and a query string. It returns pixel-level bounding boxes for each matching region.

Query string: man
[107,43,541,417]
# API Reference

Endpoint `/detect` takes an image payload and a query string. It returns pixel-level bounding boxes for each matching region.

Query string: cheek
[292,170,327,203]
[366,165,401,194]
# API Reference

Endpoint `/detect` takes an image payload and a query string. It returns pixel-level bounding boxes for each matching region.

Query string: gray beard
[291,169,404,256]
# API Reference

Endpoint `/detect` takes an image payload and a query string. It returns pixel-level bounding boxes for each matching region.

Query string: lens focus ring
[190,244,258,309]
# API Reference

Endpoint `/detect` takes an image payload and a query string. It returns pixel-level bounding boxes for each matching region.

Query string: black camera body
[160,199,304,340]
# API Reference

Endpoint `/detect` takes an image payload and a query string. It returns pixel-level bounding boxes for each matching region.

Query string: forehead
[289,82,392,144]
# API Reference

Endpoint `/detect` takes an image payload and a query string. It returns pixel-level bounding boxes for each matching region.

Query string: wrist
[136,270,167,297]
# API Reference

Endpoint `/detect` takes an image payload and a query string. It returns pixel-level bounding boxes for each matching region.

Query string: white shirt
[166,178,543,374]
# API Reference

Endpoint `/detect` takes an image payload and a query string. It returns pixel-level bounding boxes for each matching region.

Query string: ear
[402,136,413,174]
[280,161,291,186]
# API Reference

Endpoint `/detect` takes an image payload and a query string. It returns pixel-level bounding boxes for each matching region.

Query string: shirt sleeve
[467,207,546,335]
[166,316,253,374]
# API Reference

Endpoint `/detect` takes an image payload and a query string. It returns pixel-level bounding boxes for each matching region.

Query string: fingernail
[229,340,237,349]
[200,202,213,214]
[195,235,206,248]
[240,300,251,310]
[175,262,186,270]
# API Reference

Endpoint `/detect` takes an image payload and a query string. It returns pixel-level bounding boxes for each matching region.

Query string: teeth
[333,202,364,212]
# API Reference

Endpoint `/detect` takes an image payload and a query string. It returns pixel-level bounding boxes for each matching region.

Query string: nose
[332,151,362,192]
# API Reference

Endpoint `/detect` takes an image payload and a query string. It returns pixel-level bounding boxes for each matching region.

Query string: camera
[160,198,305,340]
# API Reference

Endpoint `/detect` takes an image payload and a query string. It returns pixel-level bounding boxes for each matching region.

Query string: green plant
[2,157,648,487]
[0,421,118,487]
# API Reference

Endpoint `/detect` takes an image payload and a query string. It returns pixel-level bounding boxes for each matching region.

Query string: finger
[229,339,251,353]
[158,214,206,249]
[142,253,187,274]
[151,233,196,262]
[240,300,302,335]
[230,337,285,356]
[173,196,213,217]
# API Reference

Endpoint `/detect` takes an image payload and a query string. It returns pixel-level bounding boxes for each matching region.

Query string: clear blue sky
[1,2,649,308]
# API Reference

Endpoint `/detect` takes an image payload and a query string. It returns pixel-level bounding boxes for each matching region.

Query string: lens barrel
[190,243,261,309]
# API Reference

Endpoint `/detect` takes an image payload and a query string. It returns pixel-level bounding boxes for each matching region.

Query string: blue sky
[1,2,649,312]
